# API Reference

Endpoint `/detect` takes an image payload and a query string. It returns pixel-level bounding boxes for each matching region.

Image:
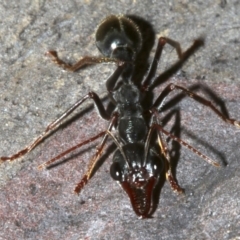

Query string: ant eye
[110,162,123,181]
[152,162,161,175]
[147,156,163,177]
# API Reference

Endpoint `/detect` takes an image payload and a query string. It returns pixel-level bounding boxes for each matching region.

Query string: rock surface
[0,1,240,239]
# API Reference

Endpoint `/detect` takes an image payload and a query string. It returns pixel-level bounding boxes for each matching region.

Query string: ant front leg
[46,50,123,72]
[38,112,119,194]
[157,130,184,194]
[144,122,184,194]
[148,108,220,193]
[0,92,110,163]
[74,112,119,194]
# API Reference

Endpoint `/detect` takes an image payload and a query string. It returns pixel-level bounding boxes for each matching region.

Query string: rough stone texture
[0,1,240,240]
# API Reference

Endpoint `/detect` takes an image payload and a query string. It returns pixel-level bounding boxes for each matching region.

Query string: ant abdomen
[95,15,142,61]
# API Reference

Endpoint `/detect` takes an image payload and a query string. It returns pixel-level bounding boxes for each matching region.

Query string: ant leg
[142,36,202,89]
[145,114,184,193]
[74,112,119,194]
[161,37,183,59]
[157,130,184,193]
[150,108,220,167]
[152,121,219,193]
[153,83,240,128]
[0,92,110,162]
[148,38,204,90]
[142,37,166,89]
[37,131,106,170]
[46,51,123,72]
[146,108,219,193]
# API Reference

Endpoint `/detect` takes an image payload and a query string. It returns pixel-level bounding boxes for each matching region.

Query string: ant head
[95,15,142,62]
[110,143,163,217]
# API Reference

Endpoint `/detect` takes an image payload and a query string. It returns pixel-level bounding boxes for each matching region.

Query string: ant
[1,15,240,218]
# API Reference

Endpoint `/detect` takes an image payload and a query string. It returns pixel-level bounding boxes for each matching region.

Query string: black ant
[1,15,240,218]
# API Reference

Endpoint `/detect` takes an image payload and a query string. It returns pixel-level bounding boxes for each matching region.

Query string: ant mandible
[1,15,240,218]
